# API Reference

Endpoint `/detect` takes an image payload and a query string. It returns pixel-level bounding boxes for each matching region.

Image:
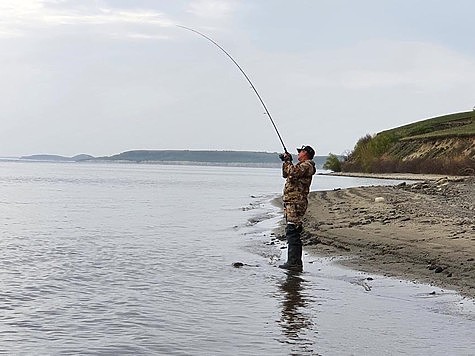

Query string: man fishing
[179,27,316,271]
[279,145,316,272]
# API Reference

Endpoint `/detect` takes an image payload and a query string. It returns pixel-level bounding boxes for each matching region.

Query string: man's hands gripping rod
[279,152,293,162]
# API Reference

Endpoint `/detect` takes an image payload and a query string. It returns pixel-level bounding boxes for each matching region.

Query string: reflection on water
[278,271,321,356]
[279,272,309,337]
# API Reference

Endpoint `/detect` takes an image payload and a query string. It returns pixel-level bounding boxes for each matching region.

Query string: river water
[0,161,473,355]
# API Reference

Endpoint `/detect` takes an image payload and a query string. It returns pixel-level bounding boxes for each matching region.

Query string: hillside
[99,150,328,168]
[381,111,475,140]
[20,154,94,162]
[19,150,328,168]
[342,110,475,175]
[102,150,279,164]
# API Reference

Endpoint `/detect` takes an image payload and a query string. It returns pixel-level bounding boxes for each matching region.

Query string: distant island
[20,150,328,168]
[20,154,94,162]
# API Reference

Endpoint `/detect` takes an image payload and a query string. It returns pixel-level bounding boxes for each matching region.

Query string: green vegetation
[342,110,475,175]
[323,153,342,172]
[343,132,398,172]
[380,111,475,140]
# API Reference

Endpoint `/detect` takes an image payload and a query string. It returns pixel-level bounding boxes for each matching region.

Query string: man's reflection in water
[278,271,317,354]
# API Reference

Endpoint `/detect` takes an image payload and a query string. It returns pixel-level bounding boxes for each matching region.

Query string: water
[0,161,473,355]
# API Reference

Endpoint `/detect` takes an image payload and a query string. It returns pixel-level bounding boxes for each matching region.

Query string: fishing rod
[177,25,288,154]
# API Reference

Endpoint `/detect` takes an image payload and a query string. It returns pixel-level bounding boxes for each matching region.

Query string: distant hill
[20,154,94,162]
[342,110,475,175]
[98,150,328,168]
[72,154,95,161]
[103,150,278,163]
[19,150,328,168]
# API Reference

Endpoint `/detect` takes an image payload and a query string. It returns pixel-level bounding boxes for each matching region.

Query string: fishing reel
[279,152,293,162]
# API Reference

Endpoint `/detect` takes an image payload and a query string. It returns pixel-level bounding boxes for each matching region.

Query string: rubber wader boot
[279,224,303,272]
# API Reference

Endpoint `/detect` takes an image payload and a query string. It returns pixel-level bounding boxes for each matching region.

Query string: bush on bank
[341,133,475,176]
[323,153,342,172]
[342,133,398,173]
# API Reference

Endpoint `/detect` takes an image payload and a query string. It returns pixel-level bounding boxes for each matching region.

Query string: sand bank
[301,176,475,298]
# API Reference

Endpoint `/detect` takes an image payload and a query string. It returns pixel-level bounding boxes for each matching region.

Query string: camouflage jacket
[282,159,316,203]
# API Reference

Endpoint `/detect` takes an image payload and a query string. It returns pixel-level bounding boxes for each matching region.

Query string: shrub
[342,132,398,173]
[368,132,398,156]
[323,153,342,172]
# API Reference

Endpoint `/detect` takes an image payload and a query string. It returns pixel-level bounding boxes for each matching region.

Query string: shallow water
[0,161,473,355]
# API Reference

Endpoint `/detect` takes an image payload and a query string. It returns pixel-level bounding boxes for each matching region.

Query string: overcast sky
[1,0,474,157]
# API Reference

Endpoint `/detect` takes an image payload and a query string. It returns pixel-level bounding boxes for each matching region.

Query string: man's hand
[279,152,293,162]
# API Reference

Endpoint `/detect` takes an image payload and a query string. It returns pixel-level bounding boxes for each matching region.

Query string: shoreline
[321,171,467,181]
[274,174,475,299]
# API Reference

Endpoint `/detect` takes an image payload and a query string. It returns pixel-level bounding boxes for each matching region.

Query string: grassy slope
[379,111,475,140]
[342,110,475,174]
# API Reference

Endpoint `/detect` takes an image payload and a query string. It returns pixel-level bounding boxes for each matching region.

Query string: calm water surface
[0,161,473,355]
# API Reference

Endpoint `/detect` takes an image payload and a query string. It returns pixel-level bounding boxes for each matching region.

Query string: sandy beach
[297,175,475,298]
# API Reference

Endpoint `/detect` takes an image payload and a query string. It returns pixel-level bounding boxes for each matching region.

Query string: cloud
[273,40,475,93]
[336,41,475,90]
[186,0,238,19]
[0,0,174,39]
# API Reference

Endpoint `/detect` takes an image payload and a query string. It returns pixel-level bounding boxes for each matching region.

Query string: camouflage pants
[284,201,308,226]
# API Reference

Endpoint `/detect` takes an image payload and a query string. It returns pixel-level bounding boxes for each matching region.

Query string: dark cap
[297,145,315,159]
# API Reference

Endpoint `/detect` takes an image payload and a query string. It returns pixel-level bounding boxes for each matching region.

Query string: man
[278,145,316,271]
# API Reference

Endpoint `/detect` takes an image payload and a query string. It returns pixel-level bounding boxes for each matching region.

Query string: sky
[1,0,475,157]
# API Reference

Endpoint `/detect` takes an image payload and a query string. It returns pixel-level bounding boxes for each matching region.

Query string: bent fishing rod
[177,25,288,154]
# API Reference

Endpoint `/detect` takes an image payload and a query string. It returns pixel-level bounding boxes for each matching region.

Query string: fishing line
[177,25,288,153]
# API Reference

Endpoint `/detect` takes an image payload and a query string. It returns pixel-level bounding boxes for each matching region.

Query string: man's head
[297,145,315,161]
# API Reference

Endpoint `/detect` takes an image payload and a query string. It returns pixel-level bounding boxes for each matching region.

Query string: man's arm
[282,161,291,178]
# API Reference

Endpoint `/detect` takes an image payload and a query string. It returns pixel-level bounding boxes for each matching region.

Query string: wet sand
[300,175,475,298]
